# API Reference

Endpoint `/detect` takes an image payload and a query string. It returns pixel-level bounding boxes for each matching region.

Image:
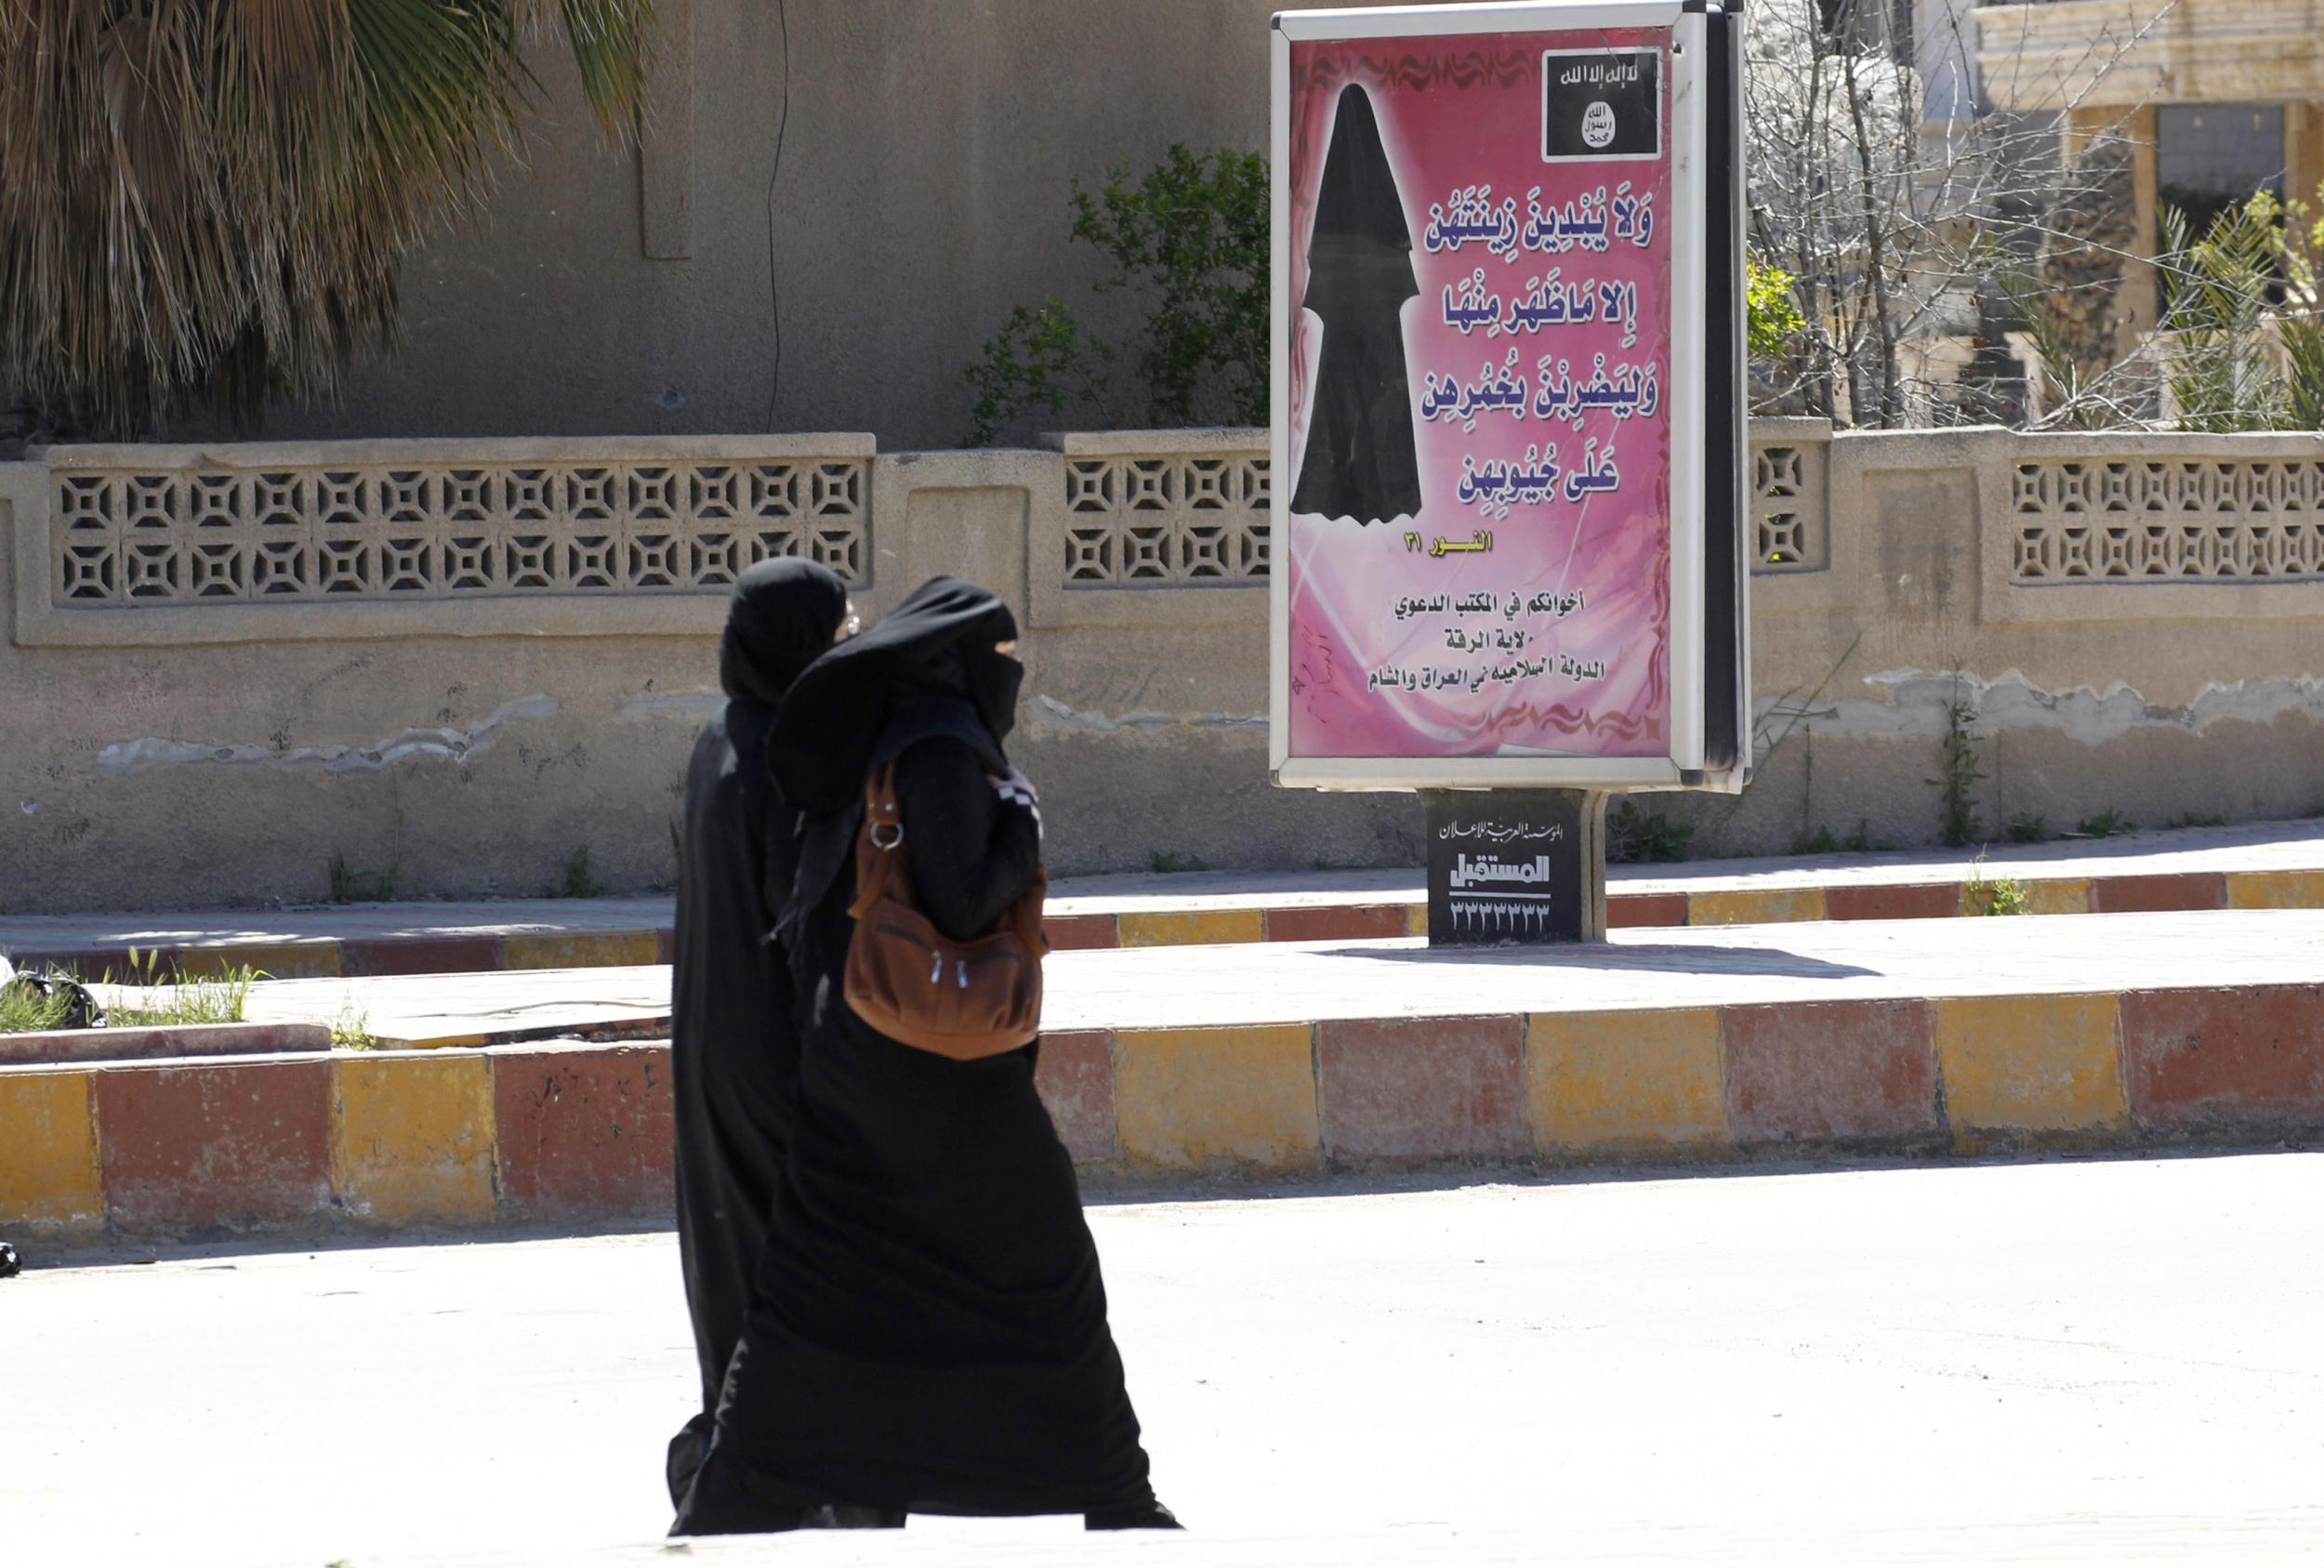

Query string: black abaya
[667,560,848,1503]
[675,579,1164,1531]
[1291,83,1422,525]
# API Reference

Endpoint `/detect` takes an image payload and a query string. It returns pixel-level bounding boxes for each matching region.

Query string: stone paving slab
[7,821,2323,971]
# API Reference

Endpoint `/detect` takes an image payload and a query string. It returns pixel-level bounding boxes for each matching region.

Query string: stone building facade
[1977,0,2324,353]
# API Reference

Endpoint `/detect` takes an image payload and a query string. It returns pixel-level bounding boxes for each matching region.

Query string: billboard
[1270,2,1747,793]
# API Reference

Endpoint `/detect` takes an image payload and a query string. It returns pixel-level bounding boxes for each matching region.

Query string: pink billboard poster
[1284,29,1675,760]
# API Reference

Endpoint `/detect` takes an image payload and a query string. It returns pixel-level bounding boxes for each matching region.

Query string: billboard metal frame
[1268,0,1743,795]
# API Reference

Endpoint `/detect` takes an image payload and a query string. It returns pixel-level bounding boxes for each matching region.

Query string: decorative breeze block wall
[2013,459,2324,583]
[1752,441,1826,572]
[1063,454,1272,586]
[48,455,870,607]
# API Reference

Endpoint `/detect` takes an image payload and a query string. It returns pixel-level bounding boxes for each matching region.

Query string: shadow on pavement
[1314,941,1881,982]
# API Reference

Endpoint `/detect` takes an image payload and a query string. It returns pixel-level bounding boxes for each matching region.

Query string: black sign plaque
[1541,46,1662,163]
[1423,790,1606,946]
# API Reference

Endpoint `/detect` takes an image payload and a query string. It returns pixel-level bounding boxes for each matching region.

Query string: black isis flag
[1291,84,1423,526]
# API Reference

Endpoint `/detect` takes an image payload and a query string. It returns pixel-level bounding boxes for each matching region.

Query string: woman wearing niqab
[666,558,850,1506]
[672,576,1177,1535]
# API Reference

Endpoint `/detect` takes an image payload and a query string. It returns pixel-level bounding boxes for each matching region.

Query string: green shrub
[966,145,1267,443]
[1747,257,1807,362]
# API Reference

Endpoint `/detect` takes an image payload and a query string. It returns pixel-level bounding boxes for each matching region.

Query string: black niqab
[770,574,1023,813]
[719,558,852,705]
[1291,83,1423,525]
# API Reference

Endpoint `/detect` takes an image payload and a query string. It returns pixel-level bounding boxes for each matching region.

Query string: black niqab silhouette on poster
[1291,84,1422,526]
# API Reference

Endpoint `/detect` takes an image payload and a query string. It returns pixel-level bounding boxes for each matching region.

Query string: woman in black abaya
[667,558,852,1506]
[673,576,1177,1535]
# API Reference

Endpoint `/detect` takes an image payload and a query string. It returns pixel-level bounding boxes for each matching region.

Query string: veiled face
[1581,100,1617,149]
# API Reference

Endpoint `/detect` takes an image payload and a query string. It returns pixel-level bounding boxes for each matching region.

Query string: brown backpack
[841,761,1049,1059]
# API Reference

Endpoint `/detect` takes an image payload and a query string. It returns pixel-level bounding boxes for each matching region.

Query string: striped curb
[12,865,2323,980]
[0,1042,674,1242]
[5,982,2319,1241]
[0,1022,330,1067]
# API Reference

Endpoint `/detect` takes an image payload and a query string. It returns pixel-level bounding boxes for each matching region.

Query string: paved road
[5,1153,2320,1565]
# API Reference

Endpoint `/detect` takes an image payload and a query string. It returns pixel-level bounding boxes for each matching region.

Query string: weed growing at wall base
[1927,697,1987,849]
[1607,803,1695,865]
[1790,820,1872,857]
[329,853,401,903]
[548,849,605,900]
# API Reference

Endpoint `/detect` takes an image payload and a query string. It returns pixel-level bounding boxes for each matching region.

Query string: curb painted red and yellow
[6,982,2320,1242]
[15,867,2320,981]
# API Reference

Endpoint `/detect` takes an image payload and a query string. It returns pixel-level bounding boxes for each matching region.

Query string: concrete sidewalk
[7,1158,2321,1566]
[214,907,2324,1046]
[7,820,2323,974]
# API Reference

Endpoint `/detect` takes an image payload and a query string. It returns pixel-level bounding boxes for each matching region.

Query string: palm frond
[0,0,656,436]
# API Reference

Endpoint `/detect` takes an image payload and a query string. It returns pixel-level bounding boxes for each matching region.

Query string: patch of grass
[1147,850,1211,875]
[1965,852,2032,916]
[2073,809,2136,839]
[2163,810,2227,830]
[1926,697,1986,849]
[1606,802,1695,865]
[330,1002,377,1052]
[2005,812,2050,844]
[328,852,401,903]
[0,966,86,1034]
[548,847,605,900]
[102,948,261,1027]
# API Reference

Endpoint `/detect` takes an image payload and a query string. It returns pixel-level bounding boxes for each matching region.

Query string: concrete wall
[6,421,2324,915]
[169,0,1366,453]
[1701,422,2324,858]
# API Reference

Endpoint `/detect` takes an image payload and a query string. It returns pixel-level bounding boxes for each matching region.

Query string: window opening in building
[2157,103,2287,240]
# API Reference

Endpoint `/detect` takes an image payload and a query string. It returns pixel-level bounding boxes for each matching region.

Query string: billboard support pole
[1422,788,1607,946]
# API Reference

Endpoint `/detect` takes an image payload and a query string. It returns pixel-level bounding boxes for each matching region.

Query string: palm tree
[0,0,654,439]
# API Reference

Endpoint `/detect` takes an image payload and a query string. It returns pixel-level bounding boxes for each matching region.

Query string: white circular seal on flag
[1580,99,1617,149]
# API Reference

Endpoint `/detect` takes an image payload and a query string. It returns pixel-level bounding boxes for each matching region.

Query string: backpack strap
[845,762,906,922]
